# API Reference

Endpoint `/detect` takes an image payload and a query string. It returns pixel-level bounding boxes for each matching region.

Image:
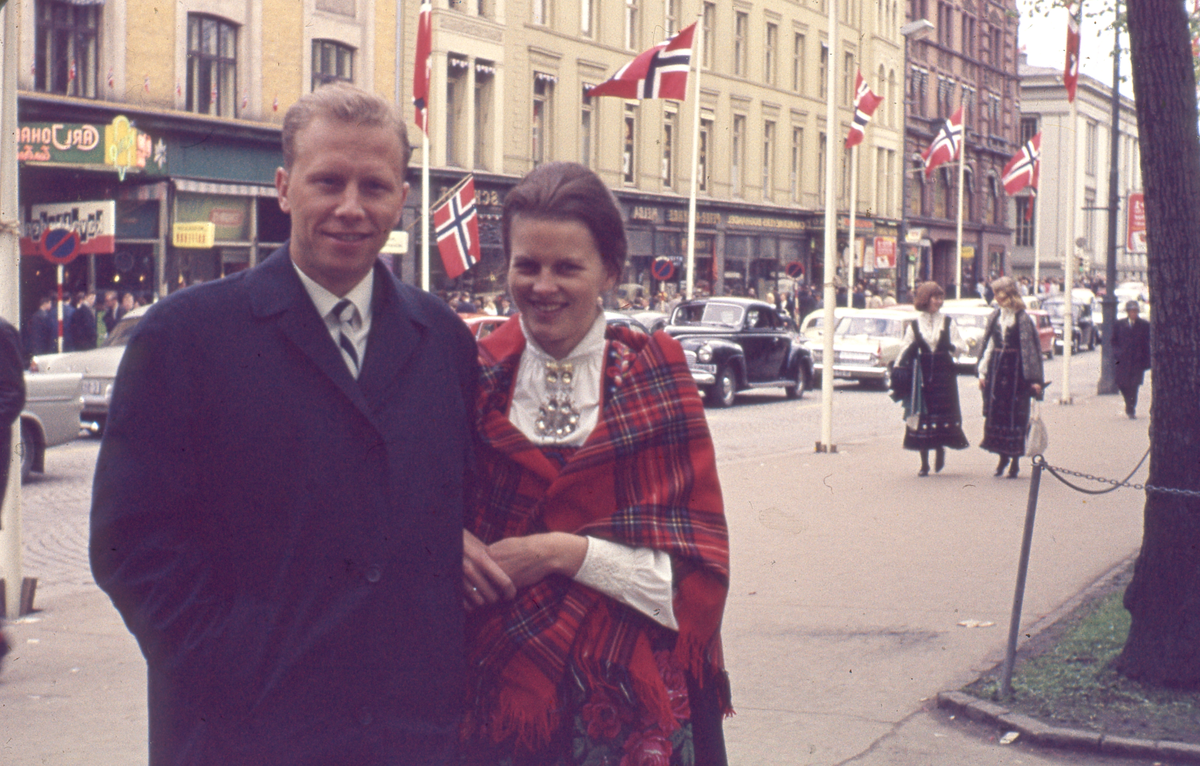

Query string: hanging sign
[173,222,217,248]
[874,237,897,269]
[1126,192,1147,254]
[20,201,117,263]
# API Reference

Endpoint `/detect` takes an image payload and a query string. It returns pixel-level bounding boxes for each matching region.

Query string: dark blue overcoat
[91,246,477,765]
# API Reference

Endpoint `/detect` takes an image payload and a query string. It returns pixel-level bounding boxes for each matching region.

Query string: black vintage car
[1041,295,1098,354]
[664,298,814,407]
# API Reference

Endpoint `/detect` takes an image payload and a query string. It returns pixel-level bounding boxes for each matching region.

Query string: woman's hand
[1030,383,1043,396]
[979,377,987,390]
[463,529,516,611]
[487,532,589,591]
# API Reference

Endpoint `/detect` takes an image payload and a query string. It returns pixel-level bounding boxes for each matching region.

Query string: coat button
[365,566,381,583]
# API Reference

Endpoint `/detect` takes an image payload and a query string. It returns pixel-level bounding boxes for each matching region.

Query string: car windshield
[103,314,143,347]
[946,313,991,329]
[835,316,903,337]
[672,302,746,328]
[1043,302,1083,321]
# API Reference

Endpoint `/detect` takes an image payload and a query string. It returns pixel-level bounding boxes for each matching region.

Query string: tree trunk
[1116,0,1200,686]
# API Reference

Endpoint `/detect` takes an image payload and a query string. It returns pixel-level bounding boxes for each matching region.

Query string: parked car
[798,307,852,343]
[810,309,911,389]
[1041,295,1098,354]
[19,371,83,482]
[461,313,509,340]
[1026,309,1057,359]
[665,297,813,407]
[603,311,650,335]
[940,299,995,373]
[31,304,149,433]
[621,310,669,335]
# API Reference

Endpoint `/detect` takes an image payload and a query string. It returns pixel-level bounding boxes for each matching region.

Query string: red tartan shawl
[465,316,731,750]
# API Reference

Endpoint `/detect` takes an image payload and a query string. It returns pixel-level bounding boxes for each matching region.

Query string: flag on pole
[413,2,432,134]
[587,23,696,100]
[920,106,963,178]
[1064,2,1082,102]
[845,70,883,149]
[433,176,481,279]
[1002,132,1042,195]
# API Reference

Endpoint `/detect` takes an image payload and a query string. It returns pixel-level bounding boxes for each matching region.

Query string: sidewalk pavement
[0,377,1163,765]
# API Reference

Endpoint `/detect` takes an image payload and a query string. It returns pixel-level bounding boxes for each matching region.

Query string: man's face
[276,116,409,296]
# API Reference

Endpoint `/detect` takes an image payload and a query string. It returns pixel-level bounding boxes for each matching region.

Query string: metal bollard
[1000,457,1043,699]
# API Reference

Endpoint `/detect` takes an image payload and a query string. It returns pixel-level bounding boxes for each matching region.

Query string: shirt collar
[292,262,375,323]
[518,311,608,363]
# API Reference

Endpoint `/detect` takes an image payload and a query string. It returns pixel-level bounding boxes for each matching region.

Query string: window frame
[187,14,239,118]
[35,0,101,98]
[312,39,354,91]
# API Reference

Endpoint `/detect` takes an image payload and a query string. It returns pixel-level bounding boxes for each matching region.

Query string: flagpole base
[815,442,838,454]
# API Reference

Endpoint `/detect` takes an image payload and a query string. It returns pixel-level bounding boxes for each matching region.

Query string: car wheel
[876,364,893,391]
[785,365,807,399]
[708,366,737,408]
[19,420,38,484]
[1072,334,1081,354]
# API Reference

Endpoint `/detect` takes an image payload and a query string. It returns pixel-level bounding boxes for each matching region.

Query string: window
[1015,197,1036,246]
[819,44,828,100]
[35,0,100,98]
[533,0,548,25]
[623,104,638,184]
[933,169,949,218]
[937,77,953,118]
[765,24,778,86]
[763,121,776,202]
[961,85,975,128]
[188,15,238,117]
[446,56,468,166]
[475,62,495,170]
[666,0,681,36]
[938,2,953,46]
[699,117,712,192]
[1020,116,1039,144]
[662,109,677,188]
[844,52,854,106]
[477,0,494,18]
[581,86,596,167]
[1083,188,1096,251]
[888,69,897,126]
[581,0,595,36]
[792,33,805,93]
[734,12,748,77]
[625,0,639,49]
[1086,120,1098,176]
[878,65,888,126]
[732,115,746,196]
[911,67,928,118]
[963,14,976,59]
[791,127,803,202]
[886,149,896,217]
[312,40,353,91]
[702,3,716,69]
[817,133,827,201]
[533,73,555,167]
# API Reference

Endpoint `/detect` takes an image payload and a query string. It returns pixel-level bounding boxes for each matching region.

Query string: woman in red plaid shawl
[460,162,732,766]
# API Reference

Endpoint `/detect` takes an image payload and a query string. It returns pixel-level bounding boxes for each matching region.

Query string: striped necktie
[331,298,360,377]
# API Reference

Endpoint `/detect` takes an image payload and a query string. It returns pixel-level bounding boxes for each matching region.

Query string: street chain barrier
[1033,450,1200,498]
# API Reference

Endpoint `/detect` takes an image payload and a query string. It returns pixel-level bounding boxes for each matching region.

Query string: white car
[20,371,83,482]
[32,305,149,433]
[810,309,913,389]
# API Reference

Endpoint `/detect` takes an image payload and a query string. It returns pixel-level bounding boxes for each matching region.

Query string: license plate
[82,379,104,396]
[834,370,854,379]
[692,363,717,374]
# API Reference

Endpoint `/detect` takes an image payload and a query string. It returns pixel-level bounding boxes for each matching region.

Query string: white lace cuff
[573,536,678,630]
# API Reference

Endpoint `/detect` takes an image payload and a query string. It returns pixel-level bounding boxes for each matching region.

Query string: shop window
[35,0,100,98]
[188,14,239,117]
[312,40,354,90]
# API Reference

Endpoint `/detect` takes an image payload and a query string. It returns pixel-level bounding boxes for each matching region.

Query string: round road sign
[651,258,676,281]
[41,228,82,265]
[785,261,805,278]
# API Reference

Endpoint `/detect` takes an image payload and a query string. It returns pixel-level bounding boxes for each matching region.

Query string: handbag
[1025,402,1049,456]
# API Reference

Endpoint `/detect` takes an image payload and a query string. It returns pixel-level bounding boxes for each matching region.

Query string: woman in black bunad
[978,277,1045,478]
[892,281,970,476]
[459,162,732,766]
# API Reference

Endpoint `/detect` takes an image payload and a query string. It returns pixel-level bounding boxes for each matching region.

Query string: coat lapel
[356,266,423,414]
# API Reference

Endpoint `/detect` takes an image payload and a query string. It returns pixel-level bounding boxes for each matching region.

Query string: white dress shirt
[292,263,374,378]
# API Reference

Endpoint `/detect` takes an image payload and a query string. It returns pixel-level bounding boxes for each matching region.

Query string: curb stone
[937,690,1200,763]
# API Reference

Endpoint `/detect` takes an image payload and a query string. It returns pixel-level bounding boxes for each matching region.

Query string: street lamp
[898,19,934,304]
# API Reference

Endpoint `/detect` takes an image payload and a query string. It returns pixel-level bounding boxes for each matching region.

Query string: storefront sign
[905,228,926,244]
[837,216,875,232]
[726,214,805,231]
[17,117,165,177]
[874,237,897,269]
[20,201,117,262]
[177,193,251,241]
[381,231,409,254]
[666,209,720,225]
[631,205,661,223]
[961,245,975,261]
[173,222,217,248]
[1127,192,1147,253]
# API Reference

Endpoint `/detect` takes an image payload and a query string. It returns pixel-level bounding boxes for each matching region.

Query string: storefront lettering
[17,145,52,162]
[24,207,110,245]
[631,206,660,222]
[666,210,720,225]
[17,124,101,152]
[726,214,805,230]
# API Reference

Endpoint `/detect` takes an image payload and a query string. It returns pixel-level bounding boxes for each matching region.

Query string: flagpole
[1060,96,1077,404]
[847,146,858,300]
[685,14,703,301]
[818,0,839,453]
[422,131,430,292]
[954,109,965,300]
[1032,188,1041,289]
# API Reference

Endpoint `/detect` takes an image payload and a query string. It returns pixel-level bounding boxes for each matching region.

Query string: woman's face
[996,290,1015,309]
[507,215,616,359]
[927,294,944,314]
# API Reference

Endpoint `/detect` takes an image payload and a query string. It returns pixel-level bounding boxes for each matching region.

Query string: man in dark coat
[67,292,99,351]
[25,296,57,356]
[90,84,479,765]
[1,316,24,508]
[1112,300,1152,418]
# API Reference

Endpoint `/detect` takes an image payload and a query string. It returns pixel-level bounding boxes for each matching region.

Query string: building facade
[900,0,1020,300]
[1015,54,1144,285]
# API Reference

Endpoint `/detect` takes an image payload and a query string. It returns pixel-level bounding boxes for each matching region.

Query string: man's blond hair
[281,83,411,171]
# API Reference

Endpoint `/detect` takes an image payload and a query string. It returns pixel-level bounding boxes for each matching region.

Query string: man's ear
[275,167,291,214]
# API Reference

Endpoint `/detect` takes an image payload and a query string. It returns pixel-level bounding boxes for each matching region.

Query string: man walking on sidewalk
[1112,301,1151,419]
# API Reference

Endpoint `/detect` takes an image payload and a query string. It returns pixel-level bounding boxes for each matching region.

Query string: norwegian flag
[845,70,883,149]
[921,106,963,178]
[1002,132,1042,195]
[587,23,695,100]
[413,2,432,135]
[433,176,481,279]
[1064,3,1082,102]
[273,96,279,112]
[69,60,77,81]
[108,69,114,89]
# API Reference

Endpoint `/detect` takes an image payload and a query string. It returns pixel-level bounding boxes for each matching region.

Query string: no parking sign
[651,257,676,281]
[20,200,117,263]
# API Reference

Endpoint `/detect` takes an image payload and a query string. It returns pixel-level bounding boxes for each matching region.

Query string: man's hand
[463,529,516,611]
[487,533,589,591]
